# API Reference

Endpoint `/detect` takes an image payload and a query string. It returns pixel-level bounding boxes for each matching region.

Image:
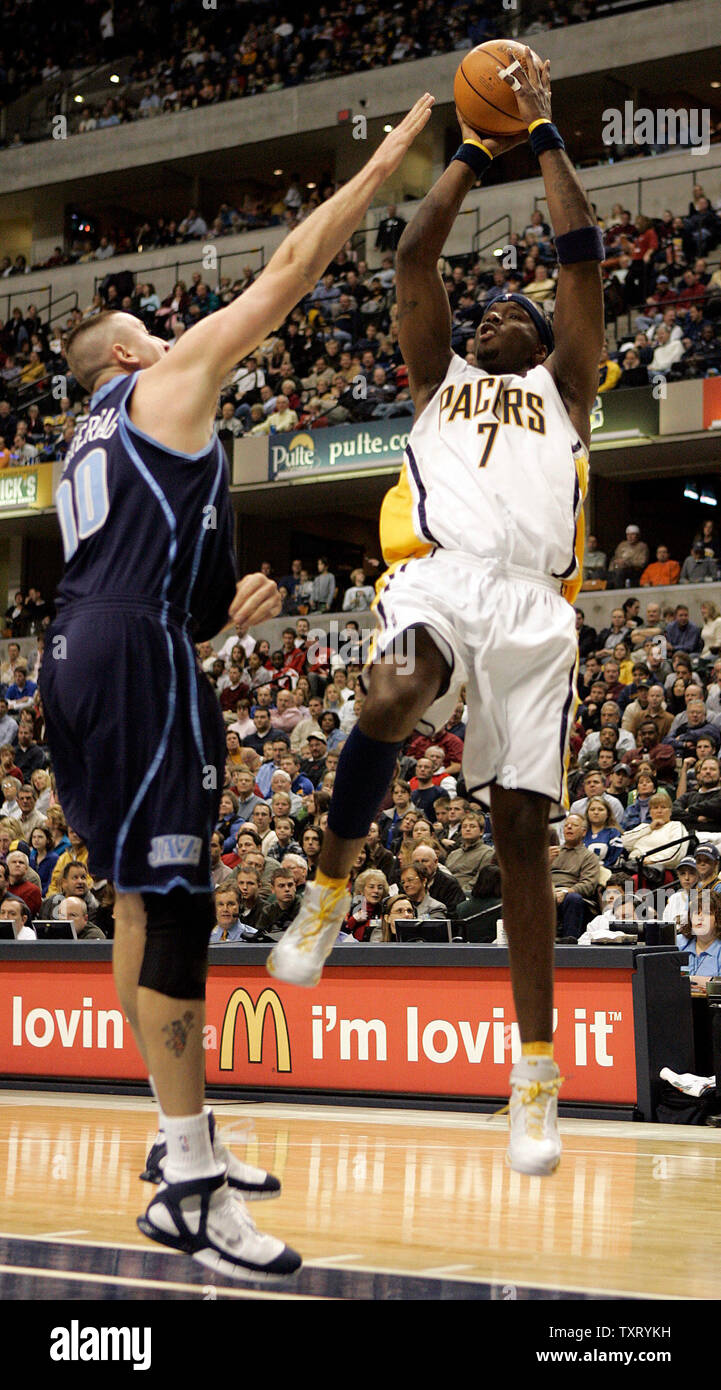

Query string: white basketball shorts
[365,549,579,820]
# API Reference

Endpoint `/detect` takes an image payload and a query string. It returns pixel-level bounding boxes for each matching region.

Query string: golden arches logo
[219,988,291,1073]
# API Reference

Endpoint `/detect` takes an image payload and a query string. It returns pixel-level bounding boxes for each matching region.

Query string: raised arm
[506,50,604,445]
[132,95,435,450]
[396,120,523,416]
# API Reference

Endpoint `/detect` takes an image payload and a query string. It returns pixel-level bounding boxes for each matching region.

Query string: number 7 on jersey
[477,421,498,468]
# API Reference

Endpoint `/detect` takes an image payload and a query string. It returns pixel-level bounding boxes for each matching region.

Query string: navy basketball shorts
[39,599,225,894]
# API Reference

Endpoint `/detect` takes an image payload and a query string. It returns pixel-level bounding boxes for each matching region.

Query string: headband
[493,293,555,354]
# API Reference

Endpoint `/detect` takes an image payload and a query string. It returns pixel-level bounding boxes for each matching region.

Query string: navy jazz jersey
[40,371,237,894]
[54,373,236,638]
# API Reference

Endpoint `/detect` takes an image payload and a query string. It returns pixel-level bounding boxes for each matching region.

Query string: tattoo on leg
[162,1011,194,1057]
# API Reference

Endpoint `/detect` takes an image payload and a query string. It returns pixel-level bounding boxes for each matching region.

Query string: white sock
[163,1111,223,1183]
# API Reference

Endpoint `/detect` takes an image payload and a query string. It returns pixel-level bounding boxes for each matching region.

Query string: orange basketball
[454,40,532,137]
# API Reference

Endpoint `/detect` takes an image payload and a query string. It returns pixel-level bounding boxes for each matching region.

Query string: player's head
[475,294,554,375]
[64,311,170,393]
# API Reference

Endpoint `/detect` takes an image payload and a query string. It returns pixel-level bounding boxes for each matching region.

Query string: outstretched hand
[228,573,281,632]
[373,93,436,178]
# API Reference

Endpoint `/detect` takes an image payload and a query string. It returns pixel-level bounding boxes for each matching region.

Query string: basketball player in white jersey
[269,50,605,1177]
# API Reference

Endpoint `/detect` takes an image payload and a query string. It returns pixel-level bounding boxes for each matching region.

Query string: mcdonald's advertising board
[0,959,637,1104]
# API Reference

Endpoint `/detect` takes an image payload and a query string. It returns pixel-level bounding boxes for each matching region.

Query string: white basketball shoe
[138,1172,301,1281]
[506,1058,563,1176]
[267,878,350,987]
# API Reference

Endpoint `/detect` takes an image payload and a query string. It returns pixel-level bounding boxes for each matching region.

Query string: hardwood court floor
[0,1090,719,1299]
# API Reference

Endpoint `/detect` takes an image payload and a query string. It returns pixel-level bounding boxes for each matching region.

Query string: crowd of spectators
[26,174,345,269]
[0,0,677,147]
[13,183,413,272]
[203,590,721,968]
[5,573,721,981]
[3,173,720,469]
[582,522,721,589]
[4,174,721,475]
[1,225,422,451]
[598,190,721,383]
[0,628,113,941]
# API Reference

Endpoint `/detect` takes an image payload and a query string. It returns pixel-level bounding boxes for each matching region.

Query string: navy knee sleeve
[139,887,214,999]
[327,725,403,841]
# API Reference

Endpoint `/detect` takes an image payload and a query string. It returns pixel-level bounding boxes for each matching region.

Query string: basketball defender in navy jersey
[40,95,434,1282]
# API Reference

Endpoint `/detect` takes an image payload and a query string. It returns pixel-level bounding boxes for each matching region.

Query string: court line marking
[311,1253,364,1265]
[0,1233,687,1300]
[34,1229,89,1239]
[0,1262,327,1301]
[283,1259,685,1301]
[419,1263,476,1276]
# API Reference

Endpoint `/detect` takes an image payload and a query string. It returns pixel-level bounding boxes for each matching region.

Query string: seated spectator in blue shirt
[216,790,242,845]
[280,748,313,796]
[310,273,340,307]
[319,709,346,752]
[665,605,703,654]
[583,797,624,867]
[677,895,721,991]
[210,883,254,943]
[28,824,59,895]
[6,667,37,711]
[410,756,445,817]
[621,769,657,829]
[218,782,260,854]
[255,734,291,799]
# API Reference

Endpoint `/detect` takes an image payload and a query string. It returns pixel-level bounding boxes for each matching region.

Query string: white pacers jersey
[379,354,588,604]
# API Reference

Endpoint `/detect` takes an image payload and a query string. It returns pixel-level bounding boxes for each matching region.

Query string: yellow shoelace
[511,1076,564,1141]
[494,1075,564,1132]
[296,884,348,953]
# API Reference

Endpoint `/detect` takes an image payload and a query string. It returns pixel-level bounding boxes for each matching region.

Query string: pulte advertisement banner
[1,960,636,1104]
[268,419,412,479]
